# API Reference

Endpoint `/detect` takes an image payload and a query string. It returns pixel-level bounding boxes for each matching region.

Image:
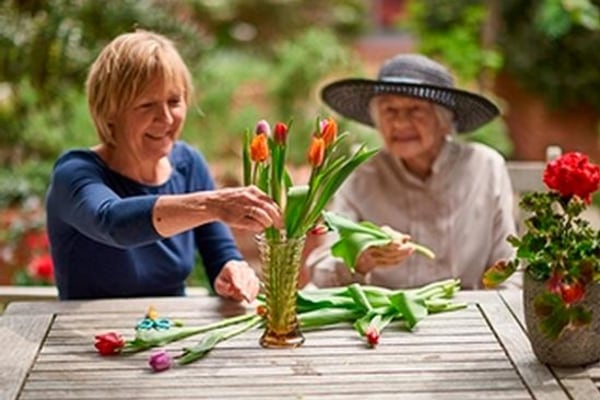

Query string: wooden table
[1,290,598,400]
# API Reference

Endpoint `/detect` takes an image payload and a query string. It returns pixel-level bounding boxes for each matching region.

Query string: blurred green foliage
[404,0,600,110]
[0,0,369,204]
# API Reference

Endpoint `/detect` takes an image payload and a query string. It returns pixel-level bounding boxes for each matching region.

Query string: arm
[51,157,281,248]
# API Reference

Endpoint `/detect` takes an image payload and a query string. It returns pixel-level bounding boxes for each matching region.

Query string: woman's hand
[214,260,260,302]
[355,227,414,274]
[208,186,283,233]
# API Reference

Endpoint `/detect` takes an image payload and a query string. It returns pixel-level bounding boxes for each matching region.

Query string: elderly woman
[46,30,282,300]
[306,54,515,289]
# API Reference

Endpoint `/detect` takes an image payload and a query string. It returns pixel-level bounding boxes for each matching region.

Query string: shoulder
[170,141,210,175]
[339,151,387,194]
[170,141,207,167]
[455,141,507,173]
[52,149,105,179]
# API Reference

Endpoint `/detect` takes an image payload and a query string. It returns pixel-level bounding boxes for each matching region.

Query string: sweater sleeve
[47,156,162,248]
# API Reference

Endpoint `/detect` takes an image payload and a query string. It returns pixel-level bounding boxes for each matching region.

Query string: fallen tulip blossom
[149,349,173,372]
[94,332,125,356]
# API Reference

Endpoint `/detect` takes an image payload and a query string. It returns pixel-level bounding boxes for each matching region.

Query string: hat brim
[321,78,500,133]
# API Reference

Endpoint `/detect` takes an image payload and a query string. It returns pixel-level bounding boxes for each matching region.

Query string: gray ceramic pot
[523,273,600,366]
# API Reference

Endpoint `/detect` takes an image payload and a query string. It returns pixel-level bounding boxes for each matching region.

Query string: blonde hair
[86,30,193,145]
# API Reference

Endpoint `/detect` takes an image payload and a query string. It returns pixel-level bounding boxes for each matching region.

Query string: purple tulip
[148,349,172,372]
[255,119,271,137]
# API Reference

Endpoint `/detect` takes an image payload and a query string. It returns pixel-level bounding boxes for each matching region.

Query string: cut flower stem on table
[94,279,466,371]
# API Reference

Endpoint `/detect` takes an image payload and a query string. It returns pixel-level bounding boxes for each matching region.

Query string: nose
[390,111,412,128]
[155,103,174,124]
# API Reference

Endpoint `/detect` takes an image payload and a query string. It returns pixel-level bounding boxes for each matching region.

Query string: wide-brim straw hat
[321,54,500,133]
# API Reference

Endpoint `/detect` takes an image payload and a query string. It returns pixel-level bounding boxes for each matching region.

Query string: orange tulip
[307,137,325,167]
[250,133,269,162]
[320,117,337,147]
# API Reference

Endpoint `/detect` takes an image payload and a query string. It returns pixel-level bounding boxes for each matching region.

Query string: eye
[136,102,154,110]
[168,97,182,106]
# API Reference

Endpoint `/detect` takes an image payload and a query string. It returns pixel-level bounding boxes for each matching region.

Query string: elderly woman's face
[372,95,448,162]
[111,77,187,162]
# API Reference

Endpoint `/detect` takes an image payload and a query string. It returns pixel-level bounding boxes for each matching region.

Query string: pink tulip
[148,349,173,372]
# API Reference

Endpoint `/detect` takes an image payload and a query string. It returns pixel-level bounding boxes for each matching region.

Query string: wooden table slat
[0,314,53,400]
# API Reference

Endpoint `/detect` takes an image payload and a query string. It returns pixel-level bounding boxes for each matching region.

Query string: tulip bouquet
[243,117,378,240]
[483,152,600,339]
[94,279,466,372]
[243,116,380,347]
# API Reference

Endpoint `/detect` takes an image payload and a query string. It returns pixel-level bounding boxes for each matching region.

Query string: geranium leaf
[569,305,592,327]
[482,260,517,287]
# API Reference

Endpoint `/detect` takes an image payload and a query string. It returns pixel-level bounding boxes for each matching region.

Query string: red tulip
[94,332,125,356]
[365,326,379,347]
[273,122,288,145]
[309,224,329,235]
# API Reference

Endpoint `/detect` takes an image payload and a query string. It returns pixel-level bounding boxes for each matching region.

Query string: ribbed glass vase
[257,233,306,348]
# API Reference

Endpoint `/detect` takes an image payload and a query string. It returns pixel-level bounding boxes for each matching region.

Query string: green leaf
[389,291,428,330]
[347,283,374,312]
[178,315,262,364]
[324,211,435,270]
[284,185,309,235]
[331,233,390,271]
[298,307,361,330]
[296,287,356,312]
[242,130,251,186]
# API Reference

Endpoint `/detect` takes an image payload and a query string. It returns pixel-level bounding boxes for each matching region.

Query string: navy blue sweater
[46,141,242,300]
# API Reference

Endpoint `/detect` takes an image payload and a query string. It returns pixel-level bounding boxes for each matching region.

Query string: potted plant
[484,152,600,366]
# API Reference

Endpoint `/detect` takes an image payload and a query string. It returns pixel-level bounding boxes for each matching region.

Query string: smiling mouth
[146,132,171,140]
[390,135,419,143]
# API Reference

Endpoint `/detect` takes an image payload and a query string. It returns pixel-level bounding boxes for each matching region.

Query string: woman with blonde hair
[46,30,281,300]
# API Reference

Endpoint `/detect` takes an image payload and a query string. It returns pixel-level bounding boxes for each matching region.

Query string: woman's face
[372,94,448,162]
[111,78,187,163]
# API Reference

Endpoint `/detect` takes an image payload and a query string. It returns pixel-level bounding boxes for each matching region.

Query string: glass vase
[257,233,306,348]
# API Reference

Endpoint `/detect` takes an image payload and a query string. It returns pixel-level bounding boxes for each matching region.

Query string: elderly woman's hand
[214,260,260,302]
[209,186,283,233]
[355,227,414,274]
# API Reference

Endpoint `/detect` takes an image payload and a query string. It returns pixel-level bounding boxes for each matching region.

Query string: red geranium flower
[26,254,54,283]
[543,152,600,204]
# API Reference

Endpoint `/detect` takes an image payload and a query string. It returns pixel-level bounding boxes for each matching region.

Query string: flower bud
[94,332,125,356]
[250,133,269,162]
[148,349,173,372]
[255,119,271,137]
[320,117,337,147]
[307,137,325,167]
[273,122,288,145]
[365,326,379,347]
